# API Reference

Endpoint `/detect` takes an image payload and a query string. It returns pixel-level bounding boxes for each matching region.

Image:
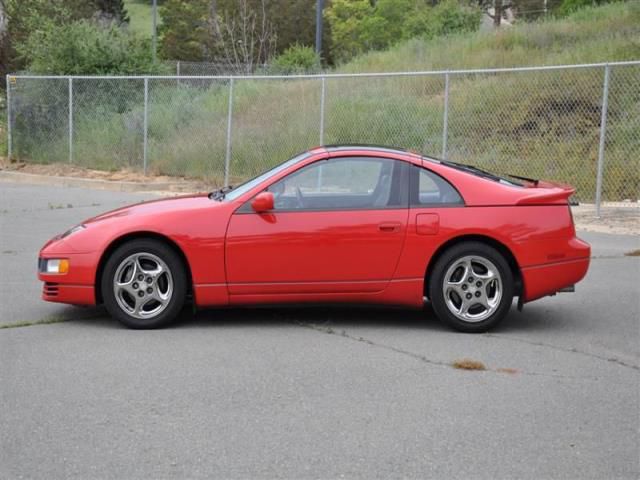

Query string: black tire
[428,241,514,333]
[101,238,187,329]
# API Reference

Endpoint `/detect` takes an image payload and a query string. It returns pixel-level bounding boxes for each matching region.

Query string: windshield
[221,151,312,201]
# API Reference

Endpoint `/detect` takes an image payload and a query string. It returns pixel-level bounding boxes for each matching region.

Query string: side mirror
[251,191,274,213]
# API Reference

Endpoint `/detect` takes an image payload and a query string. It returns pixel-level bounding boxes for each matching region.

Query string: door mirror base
[251,192,275,213]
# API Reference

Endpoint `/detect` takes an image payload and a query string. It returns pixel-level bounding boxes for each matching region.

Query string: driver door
[225,156,409,296]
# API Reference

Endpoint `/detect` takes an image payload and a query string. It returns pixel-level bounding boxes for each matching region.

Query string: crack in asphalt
[295,320,602,380]
[484,333,640,372]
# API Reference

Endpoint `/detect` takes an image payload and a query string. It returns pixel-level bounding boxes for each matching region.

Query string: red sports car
[38,145,590,332]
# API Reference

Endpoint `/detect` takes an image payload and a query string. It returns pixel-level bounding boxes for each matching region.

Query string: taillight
[568,205,574,224]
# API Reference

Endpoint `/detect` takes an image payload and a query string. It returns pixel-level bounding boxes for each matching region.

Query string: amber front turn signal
[42,258,70,274]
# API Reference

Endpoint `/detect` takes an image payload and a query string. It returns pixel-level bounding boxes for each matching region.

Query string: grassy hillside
[12,2,640,201]
[124,0,156,38]
[341,2,640,73]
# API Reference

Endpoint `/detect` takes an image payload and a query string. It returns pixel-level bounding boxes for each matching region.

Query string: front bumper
[38,251,99,306]
[40,281,95,305]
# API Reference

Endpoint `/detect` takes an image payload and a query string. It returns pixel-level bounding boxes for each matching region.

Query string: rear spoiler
[516,185,576,205]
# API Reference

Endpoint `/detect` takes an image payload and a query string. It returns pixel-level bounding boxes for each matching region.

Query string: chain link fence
[6,61,640,211]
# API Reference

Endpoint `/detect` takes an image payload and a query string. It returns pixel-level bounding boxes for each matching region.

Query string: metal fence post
[595,64,611,217]
[319,76,326,145]
[441,71,450,160]
[143,77,149,175]
[68,78,73,163]
[224,78,234,187]
[6,75,12,160]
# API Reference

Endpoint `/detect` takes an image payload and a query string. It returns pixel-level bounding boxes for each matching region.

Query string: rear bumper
[521,252,590,302]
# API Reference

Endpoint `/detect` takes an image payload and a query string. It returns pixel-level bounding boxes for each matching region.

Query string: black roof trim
[323,144,417,155]
[321,144,446,165]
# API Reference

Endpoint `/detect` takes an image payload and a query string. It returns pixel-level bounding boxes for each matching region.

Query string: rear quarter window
[413,166,464,206]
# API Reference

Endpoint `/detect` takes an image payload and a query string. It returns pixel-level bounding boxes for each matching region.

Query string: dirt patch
[624,249,640,257]
[572,204,639,236]
[0,157,211,192]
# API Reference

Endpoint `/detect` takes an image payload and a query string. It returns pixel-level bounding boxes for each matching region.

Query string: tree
[325,0,480,63]
[159,0,212,61]
[95,0,130,25]
[210,0,276,72]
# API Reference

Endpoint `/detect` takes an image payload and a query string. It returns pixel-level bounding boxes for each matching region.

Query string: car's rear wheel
[101,239,187,329]
[428,242,514,333]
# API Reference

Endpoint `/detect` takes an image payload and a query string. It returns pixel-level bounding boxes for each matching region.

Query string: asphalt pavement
[1,181,639,479]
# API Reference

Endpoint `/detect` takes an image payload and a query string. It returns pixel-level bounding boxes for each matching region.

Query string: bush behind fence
[6,62,640,207]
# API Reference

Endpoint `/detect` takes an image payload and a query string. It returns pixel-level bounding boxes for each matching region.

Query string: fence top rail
[7,60,640,81]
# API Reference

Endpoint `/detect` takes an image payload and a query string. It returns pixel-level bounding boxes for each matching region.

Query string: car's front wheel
[101,239,187,329]
[428,242,514,333]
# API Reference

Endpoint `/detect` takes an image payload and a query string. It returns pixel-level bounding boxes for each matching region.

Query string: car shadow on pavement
[187,305,444,331]
[63,301,570,334]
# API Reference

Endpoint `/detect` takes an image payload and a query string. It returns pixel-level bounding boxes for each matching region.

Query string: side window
[268,157,406,211]
[413,166,463,206]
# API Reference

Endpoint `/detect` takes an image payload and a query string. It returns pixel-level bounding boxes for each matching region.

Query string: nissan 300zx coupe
[38,145,590,332]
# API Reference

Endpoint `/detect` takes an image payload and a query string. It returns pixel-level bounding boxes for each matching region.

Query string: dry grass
[0,316,69,329]
[497,367,520,375]
[451,358,487,371]
[624,249,640,257]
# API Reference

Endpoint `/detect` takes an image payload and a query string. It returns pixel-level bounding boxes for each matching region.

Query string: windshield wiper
[208,185,234,201]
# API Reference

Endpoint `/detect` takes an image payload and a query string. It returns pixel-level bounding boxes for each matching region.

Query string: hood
[83,193,215,225]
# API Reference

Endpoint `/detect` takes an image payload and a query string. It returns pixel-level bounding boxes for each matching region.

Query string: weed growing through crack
[451,358,487,371]
[0,315,70,329]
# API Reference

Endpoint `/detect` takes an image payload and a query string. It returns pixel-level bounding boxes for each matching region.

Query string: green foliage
[17,20,163,75]
[426,0,481,37]
[158,0,211,61]
[404,0,480,39]
[3,0,133,75]
[325,0,382,63]
[271,44,322,74]
[556,0,608,16]
[325,0,481,63]
[95,0,130,24]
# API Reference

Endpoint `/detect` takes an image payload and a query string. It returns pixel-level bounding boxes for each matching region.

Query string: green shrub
[271,44,322,74]
[17,20,166,75]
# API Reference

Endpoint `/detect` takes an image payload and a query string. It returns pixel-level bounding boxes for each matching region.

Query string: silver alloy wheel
[113,252,173,320]
[442,255,502,323]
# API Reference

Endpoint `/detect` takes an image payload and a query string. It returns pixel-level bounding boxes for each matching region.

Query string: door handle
[378,222,401,233]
